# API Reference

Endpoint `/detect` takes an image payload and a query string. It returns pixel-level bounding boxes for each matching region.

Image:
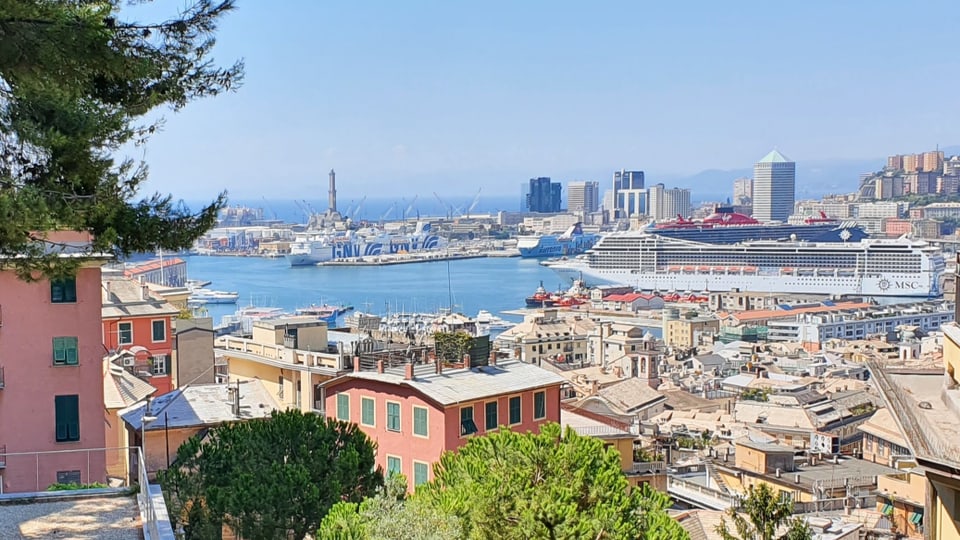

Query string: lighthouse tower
[328,169,338,214]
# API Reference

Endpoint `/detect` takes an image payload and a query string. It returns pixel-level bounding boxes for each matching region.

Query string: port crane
[433,192,453,220]
[261,196,279,220]
[379,202,397,222]
[350,195,367,220]
[402,195,419,221]
[463,188,481,217]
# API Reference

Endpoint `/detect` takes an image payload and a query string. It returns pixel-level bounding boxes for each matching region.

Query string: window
[51,277,77,303]
[386,402,401,432]
[56,470,81,484]
[118,322,133,345]
[413,406,428,437]
[509,396,521,425]
[534,391,547,420]
[336,393,350,421]
[386,456,401,477]
[361,397,375,427]
[413,461,429,487]
[460,406,478,436]
[53,337,79,366]
[485,401,499,431]
[151,320,166,342]
[278,375,285,399]
[55,395,80,442]
[151,355,167,376]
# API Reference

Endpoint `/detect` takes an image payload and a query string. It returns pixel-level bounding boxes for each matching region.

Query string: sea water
[185,255,567,325]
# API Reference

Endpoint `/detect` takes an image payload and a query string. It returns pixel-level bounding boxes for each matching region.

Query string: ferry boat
[188,288,240,305]
[543,234,944,297]
[517,223,602,258]
[649,207,867,244]
[285,222,446,266]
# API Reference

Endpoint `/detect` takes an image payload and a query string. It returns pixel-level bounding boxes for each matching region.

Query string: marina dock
[318,250,518,267]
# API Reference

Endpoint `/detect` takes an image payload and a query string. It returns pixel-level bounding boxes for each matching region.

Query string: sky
[129,1,960,201]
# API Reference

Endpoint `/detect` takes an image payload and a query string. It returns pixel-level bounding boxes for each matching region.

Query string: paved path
[0,496,140,539]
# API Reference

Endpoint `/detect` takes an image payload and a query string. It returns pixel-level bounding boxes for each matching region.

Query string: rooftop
[324,359,566,406]
[585,378,667,414]
[560,408,634,439]
[121,380,281,431]
[102,278,180,318]
[757,149,793,164]
[103,361,157,409]
[0,495,141,539]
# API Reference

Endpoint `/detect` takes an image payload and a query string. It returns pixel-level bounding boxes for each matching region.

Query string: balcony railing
[0,445,5,468]
[629,461,666,475]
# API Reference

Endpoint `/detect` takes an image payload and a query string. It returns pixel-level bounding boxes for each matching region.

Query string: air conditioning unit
[215,375,228,384]
[123,357,135,367]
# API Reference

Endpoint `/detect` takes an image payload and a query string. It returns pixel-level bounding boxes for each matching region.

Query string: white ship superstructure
[544,233,944,297]
[286,221,446,266]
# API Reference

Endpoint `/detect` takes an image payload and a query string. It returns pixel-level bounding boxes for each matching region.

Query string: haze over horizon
[131,1,960,200]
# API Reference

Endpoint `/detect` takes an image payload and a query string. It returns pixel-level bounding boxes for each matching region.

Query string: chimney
[404,363,414,380]
[590,380,599,396]
[353,356,361,373]
[489,350,497,366]
[463,353,472,370]
[795,473,800,484]
[376,360,384,374]
[613,365,623,378]
[436,360,443,375]
[141,284,150,301]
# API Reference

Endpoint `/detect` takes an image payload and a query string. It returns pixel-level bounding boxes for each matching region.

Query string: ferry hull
[547,262,939,297]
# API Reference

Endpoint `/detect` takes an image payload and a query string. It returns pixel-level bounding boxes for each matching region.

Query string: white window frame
[151,355,167,376]
[151,319,167,343]
[413,460,430,487]
[386,400,402,433]
[412,405,429,438]
[117,322,133,345]
[386,454,402,477]
[360,396,376,427]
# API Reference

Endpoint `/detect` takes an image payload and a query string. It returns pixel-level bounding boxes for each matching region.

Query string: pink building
[0,233,109,492]
[322,358,565,491]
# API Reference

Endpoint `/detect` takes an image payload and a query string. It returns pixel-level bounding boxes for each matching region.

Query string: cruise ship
[543,234,944,297]
[286,222,446,266]
[517,223,602,258]
[648,207,868,244]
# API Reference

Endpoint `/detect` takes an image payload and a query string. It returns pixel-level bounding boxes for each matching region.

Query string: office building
[612,170,645,218]
[732,177,753,205]
[567,181,599,214]
[753,150,796,222]
[525,177,562,213]
[647,183,692,221]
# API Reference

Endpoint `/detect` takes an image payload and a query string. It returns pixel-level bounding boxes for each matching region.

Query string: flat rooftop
[0,495,141,539]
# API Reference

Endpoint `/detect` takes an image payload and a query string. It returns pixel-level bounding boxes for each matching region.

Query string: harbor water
[186,255,566,325]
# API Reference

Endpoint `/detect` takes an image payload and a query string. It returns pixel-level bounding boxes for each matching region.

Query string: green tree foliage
[159,410,383,540]
[416,423,689,540]
[318,474,462,540]
[0,0,242,278]
[716,483,812,540]
[433,331,473,362]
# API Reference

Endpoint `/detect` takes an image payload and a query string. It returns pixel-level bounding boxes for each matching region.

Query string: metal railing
[0,446,132,492]
[629,461,666,475]
[136,446,175,540]
[667,476,739,510]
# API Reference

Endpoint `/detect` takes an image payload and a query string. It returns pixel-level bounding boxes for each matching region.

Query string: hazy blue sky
[132,1,959,200]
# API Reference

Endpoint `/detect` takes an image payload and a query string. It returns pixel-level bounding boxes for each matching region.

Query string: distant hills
[662,145,960,203]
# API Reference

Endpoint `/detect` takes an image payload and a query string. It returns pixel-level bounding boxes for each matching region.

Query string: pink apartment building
[322,358,566,492]
[0,233,109,492]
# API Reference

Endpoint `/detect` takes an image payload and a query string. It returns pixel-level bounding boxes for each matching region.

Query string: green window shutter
[460,406,477,436]
[387,402,400,431]
[336,394,350,421]
[66,337,78,365]
[413,407,428,436]
[152,320,166,342]
[361,398,375,426]
[534,391,546,419]
[509,396,521,424]
[51,280,63,303]
[55,395,80,442]
[387,456,401,476]
[413,462,429,486]
[485,401,498,430]
[51,278,77,303]
[53,337,66,364]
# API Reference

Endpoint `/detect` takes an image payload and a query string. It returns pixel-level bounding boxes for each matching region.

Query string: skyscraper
[612,170,645,218]
[568,181,599,214]
[732,177,753,205]
[525,177,562,213]
[753,150,795,222]
[647,183,691,221]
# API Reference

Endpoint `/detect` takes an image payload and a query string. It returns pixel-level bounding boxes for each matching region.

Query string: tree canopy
[159,410,383,540]
[0,0,242,278]
[416,423,689,540]
[716,483,812,540]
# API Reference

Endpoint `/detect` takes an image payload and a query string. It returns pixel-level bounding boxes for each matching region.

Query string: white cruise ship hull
[549,262,937,297]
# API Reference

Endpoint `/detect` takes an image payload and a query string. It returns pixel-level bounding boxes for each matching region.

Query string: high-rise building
[752,150,796,222]
[567,181,599,214]
[612,170,645,218]
[733,177,753,205]
[647,183,692,221]
[525,177,562,213]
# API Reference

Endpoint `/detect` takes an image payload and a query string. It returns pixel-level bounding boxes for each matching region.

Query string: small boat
[296,305,338,324]
[525,281,556,307]
[189,288,240,304]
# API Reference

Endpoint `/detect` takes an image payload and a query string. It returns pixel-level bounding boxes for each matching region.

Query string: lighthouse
[328,169,337,213]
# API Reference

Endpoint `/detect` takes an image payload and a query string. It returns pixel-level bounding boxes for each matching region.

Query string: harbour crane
[351,195,367,220]
[379,202,397,222]
[433,192,453,220]
[465,188,481,217]
[403,195,419,221]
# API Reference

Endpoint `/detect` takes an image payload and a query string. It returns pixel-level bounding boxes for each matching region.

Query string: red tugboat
[525,281,555,307]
